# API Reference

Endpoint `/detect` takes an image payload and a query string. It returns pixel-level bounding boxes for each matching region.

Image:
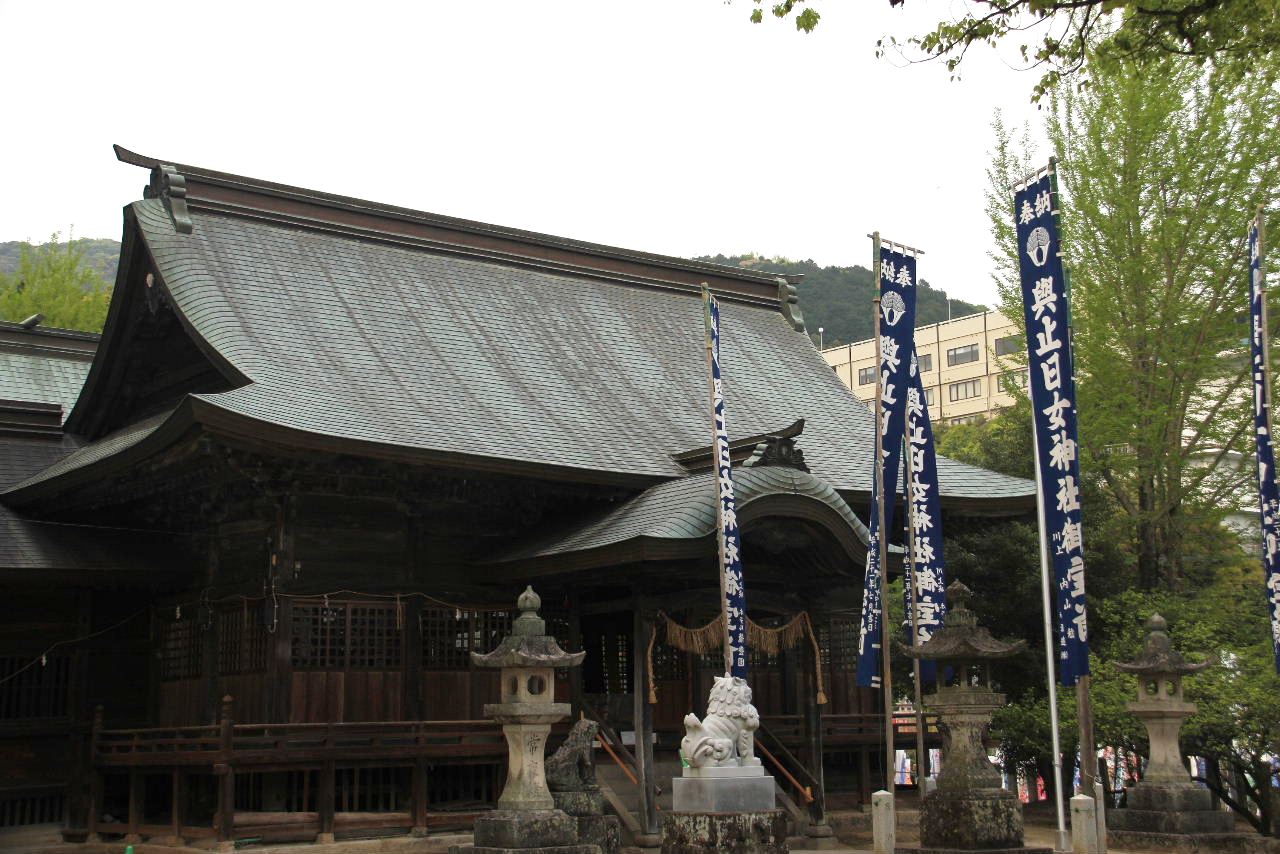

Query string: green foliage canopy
[0,234,113,333]
[745,1,1280,99]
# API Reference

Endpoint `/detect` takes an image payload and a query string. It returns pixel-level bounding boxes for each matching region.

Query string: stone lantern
[453,587,596,854]
[899,581,1044,853]
[1109,613,1234,840]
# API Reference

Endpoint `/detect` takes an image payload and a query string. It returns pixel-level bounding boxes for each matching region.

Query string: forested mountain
[0,238,120,283]
[696,254,985,348]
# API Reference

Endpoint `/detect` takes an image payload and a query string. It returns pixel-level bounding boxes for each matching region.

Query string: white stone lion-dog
[680,675,761,768]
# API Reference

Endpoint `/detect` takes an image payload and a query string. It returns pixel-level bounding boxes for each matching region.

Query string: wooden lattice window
[217,607,267,675]
[160,617,203,680]
[652,643,687,680]
[819,618,859,669]
[420,608,514,670]
[291,602,402,670]
[291,604,345,669]
[349,606,402,669]
[0,655,70,720]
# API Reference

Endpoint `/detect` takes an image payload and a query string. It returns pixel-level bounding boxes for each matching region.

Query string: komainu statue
[680,675,760,768]
[546,719,599,792]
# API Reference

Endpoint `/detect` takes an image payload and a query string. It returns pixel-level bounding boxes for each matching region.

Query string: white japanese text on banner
[1014,170,1090,687]
[1247,219,1280,672]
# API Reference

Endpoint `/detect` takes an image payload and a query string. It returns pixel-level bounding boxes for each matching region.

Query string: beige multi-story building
[822,310,1030,425]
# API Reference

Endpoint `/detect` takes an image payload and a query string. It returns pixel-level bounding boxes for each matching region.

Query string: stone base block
[672,774,776,812]
[920,791,1024,850]
[1125,782,1216,811]
[454,846,600,854]
[660,810,788,854]
[474,809,580,849]
[576,813,620,854]
[896,846,1051,854]
[1109,801,1234,835]
[554,789,606,817]
[1108,830,1264,854]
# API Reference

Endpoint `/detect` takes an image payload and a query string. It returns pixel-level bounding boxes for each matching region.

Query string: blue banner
[1247,220,1280,672]
[905,350,947,683]
[1014,170,1090,687]
[703,289,749,679]
[857,245,918,688]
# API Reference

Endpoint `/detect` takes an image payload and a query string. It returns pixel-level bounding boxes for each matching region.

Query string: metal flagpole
[702,286,734,676]
[870,232,897,797]
[1032,430,1069,853]
[1048,157,1103,850]
[902,437,929,781]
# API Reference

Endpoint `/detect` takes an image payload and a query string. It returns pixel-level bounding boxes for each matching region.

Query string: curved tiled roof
[495,465,871,563]
[5,189,1034,510]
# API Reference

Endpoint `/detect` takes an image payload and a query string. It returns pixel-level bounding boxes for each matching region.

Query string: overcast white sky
[0,1,1048,306]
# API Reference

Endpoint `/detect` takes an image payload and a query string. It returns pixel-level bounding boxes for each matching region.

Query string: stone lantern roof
[899,580,1025,664]
[1114,613,1212,677]
[470,586,586,670]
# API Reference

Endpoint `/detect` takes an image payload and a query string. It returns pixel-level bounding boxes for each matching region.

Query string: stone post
[1071,794,1099,854]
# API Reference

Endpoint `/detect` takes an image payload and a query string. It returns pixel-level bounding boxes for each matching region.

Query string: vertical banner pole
[1032,428,1070,852]
[902,441,929,780]
[870,232,897,795]
[1047,157,1101,844]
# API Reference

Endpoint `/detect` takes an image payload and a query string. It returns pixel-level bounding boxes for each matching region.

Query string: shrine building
[0,146,1034,847]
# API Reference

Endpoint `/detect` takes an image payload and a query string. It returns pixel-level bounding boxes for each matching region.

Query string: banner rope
[650,610,827,706]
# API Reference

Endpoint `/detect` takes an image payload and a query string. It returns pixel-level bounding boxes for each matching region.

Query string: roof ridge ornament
[144,164,193,234]
[743,432,810,472]
[777,274,805,332]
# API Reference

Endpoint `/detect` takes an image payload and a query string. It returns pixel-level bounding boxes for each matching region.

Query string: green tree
[986,54,1280,590]
[0,233,113,332]
[747,1,1280,99]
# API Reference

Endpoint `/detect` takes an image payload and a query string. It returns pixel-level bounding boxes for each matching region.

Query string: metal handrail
[755,738,814,804]
[595,732,638,787]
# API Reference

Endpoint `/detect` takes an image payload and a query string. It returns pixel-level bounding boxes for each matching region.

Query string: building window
[217,608,268,675]
[999,371,1029,394]
[160,616,203,680]
[947,343,980,366]
[950,414,982,426]
[420,607,514,670]
[292,601,404,670]
[949,378,982,401]
[917,353,933,373]
[923,387,935,408]
[857,366,877,386]
[0,655,70,720]
[994,335,1023,356]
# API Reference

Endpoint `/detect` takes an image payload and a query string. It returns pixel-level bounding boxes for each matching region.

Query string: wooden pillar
[85,705,104,842]
[404,598,423,721]
[410,758,429,836]
[632,604,659,843]
[216,695,235,850]
[568,592,584,719]
[169,769,184,843]
[802,662,828,828]
[858,748,872,806]
[265,497,295,723]
[125,770,143,843]
[318,718,336,843]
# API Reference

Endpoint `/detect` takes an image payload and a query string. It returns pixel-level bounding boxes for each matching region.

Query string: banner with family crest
[905,352,947,682]
[1246,217,1280,672]
[1013,170,1090,687]
[856,245,918,688]
[702,288,749,679]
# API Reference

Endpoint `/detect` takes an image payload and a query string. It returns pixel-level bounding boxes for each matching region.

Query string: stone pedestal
[673,766,777,813]
[660,810,789,854]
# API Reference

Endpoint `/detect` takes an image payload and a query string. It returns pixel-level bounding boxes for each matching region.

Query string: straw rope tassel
[655,610,828,705]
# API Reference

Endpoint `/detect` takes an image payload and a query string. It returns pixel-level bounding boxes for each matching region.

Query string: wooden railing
[761,712,942,749]
[81,697,514,847]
